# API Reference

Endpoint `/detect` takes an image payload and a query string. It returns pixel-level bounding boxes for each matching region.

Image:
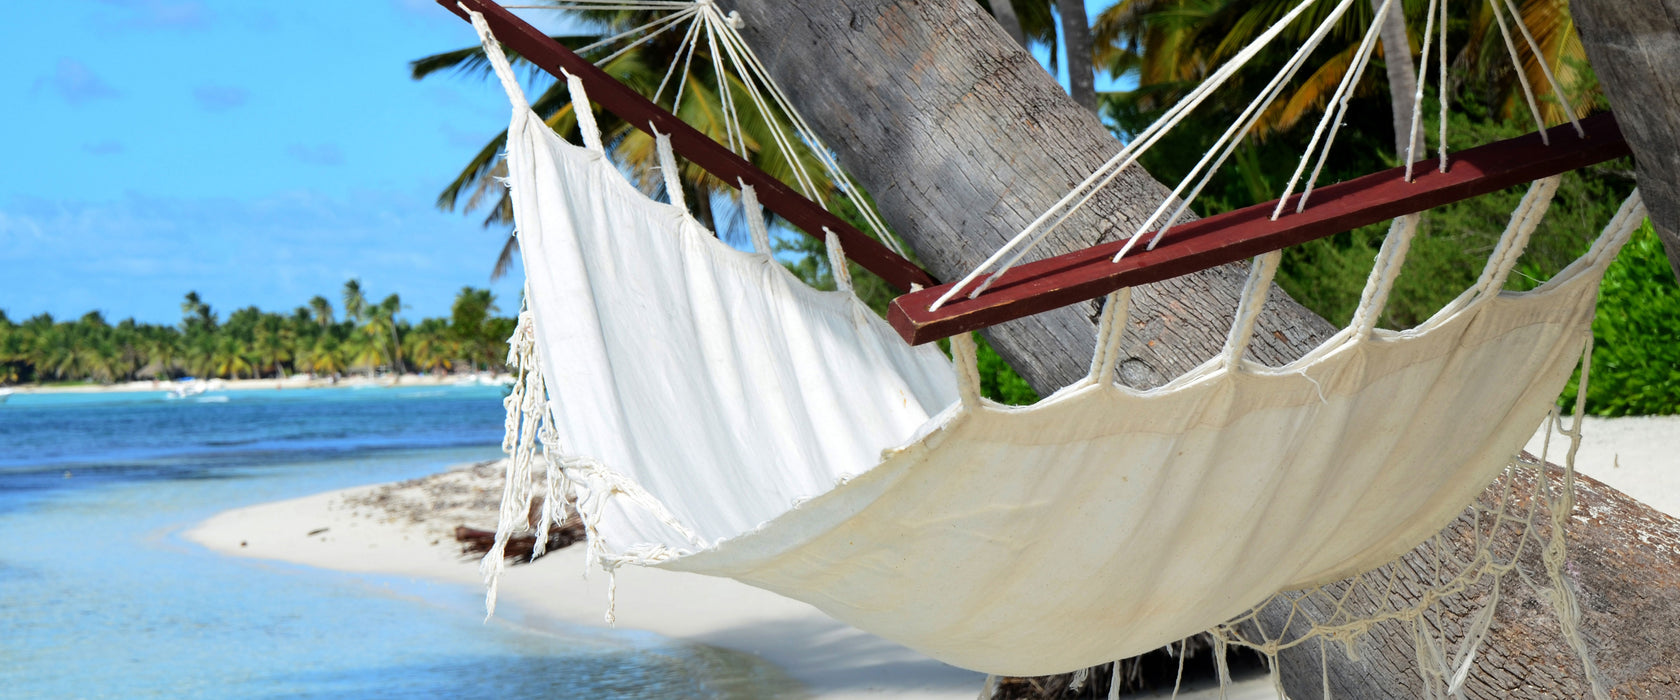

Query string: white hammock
[460,4,1643,680]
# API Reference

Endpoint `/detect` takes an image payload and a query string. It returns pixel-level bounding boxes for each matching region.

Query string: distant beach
[3,372,514,395]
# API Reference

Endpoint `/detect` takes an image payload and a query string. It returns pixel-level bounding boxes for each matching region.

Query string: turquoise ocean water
[0,386,799,699]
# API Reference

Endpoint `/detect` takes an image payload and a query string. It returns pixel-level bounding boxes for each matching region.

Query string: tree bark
[1569,0,1680,283]
[1055,0,1098,114]
[718,0,1680,697]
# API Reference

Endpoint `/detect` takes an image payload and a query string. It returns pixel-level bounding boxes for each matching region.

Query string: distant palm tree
[404,319,458,374]
[373,294,407,374]
[449,286,499,369]
[308,295,335,327]
[180,291,216,333]
[341,280,367,326]
[301,335,346,377]
[208,336,253,379]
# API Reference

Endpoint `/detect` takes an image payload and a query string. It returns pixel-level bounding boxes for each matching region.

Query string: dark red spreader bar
[439,0,938,292]
[887,111,1631,345]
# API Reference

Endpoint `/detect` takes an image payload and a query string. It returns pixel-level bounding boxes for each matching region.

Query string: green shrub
[1562,220,1680,416]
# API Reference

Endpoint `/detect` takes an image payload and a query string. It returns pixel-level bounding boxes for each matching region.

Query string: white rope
[1499,0,1585,137]
[1293,0,1391,215]
[1405,0,1442,182]
[463,4,530,111]
[706,10,911,257]
[740,180,774,255]
[961,0,1359,304]
[1277,0,1390,219]
[701,16,745,155]
[951,333,983,409]
[1088,288,1134,385]
[1138,0,1368,251]
[573,6,699,63]
[654,127,686,210]
[1485,0,1550,144]
[928,0,1329,311]
[562,69,606,153]
[653,12,705,105]
[1437,0,1449,172]
[705,8,826,201]
[1473,176,1561,299]
[702,4,919,267]
[1349,214,1421,338]
[504,2,697,9]
[1543,341,1611,700]
[667,10,704,115]
[1221,251,1282,371]
[590,10,701,71]
[824,228,854,293]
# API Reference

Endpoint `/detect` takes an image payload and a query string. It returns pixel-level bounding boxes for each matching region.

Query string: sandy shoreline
[184,464,992,699]
[183,416,1677,698]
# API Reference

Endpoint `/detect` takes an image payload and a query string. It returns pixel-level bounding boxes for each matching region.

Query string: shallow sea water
[0,386,802,698]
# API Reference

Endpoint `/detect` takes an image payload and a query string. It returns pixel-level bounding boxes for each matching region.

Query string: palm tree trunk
[1055,0,1097,114]
[718,0,1680,696]
[1570,0,1680,283]
[1371,0,1424,160]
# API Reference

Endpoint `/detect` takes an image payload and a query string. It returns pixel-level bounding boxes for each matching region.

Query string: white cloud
[34,59,120,105]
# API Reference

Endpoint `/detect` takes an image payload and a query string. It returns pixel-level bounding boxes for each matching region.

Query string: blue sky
[4,1,1115,326]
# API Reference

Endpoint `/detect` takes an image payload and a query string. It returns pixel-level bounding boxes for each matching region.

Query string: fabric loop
[563,70,606,154]
[1088,288,1133,386]
[824,228,854,293]
[462,5,530,111]
[1475,176,1561,299]
[1222,251,1282,371]
[950,333,983,409]
[653,127,686,211]
[1350,214,1422,338]
[739,181,774,255]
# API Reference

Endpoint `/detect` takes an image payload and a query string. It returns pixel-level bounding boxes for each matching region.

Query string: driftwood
[718,1,1680,696]
[454,496,585,563]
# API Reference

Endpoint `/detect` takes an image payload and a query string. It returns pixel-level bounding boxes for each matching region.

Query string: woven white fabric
[503,98,1633,674]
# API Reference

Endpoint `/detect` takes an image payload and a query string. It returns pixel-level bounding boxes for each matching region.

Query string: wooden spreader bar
[439,0,938,292]
[888,111,1631,345]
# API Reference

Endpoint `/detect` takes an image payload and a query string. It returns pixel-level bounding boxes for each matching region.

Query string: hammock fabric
[463,7,1643,679]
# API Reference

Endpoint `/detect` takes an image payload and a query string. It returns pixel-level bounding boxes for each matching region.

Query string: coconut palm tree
[341,279,368,327]
[404,318,458,374]
[372,293,407,374]
[299,334,346,377]
[308,295,335,328]
[180,291,216,333]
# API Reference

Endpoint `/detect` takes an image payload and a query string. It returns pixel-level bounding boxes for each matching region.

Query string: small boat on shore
[166,380,211,400]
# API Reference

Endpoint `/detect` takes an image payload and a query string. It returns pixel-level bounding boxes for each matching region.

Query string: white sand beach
[7,372,512,395]
[185,416,1678,699]
[1524,415,1680,517]
[186,465,994,699]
